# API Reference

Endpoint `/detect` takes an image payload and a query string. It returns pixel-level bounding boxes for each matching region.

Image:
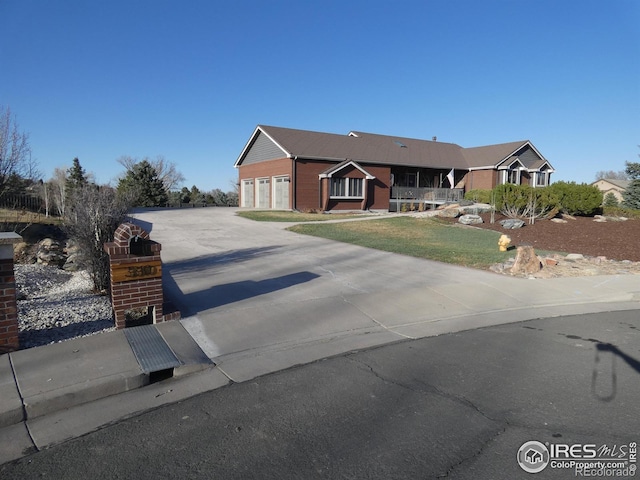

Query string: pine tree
[622,161,640,210]
[65,158,87,205]
[117,160,168,207]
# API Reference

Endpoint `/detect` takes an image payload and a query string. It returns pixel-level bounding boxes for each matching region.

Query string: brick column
[0,233,22,354]
[104,223,164,329]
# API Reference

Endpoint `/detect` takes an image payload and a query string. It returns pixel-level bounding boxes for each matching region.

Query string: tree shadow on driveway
[164,269,320,314]
[163,246,284,277]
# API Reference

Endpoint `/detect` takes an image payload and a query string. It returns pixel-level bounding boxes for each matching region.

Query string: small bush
[548,181,603,216]
[603,205,640,219]
[464,189,492,204]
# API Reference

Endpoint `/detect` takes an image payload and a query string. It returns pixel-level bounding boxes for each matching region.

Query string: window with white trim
[330,177,364,198]
[535,169,548,187]
[502,167,521,185]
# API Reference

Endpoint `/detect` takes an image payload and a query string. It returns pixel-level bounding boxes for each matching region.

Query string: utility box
[104,223,164,329]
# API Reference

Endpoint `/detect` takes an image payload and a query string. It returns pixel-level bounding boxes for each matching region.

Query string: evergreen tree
[66,158,87,204]
[603,192,619,208]
[117,160,168,207]
[622,160,640,210]
[179,187,191,203]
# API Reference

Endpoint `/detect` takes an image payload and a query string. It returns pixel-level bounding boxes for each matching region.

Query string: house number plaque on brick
[112,260,162,283]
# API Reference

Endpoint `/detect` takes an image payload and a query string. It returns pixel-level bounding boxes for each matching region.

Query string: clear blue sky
[1,0,638,192]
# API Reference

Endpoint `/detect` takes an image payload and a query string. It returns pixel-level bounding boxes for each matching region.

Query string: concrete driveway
[131,208,640,382]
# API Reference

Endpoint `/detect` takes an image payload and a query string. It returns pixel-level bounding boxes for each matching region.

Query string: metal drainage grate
[124,324,181,374]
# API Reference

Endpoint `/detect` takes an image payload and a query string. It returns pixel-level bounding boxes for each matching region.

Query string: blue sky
[1,0,638,191]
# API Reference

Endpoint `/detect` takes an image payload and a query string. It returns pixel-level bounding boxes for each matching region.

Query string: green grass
[288,217,525,269]
[236,210,372,222]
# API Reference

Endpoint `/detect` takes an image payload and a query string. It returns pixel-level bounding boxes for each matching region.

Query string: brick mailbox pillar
[0,232,22,353]
[104,223,164,329]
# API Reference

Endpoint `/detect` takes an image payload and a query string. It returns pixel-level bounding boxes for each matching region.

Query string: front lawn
[288,217,532,269]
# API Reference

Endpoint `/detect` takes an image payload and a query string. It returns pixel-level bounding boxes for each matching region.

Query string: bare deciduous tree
[51,167,68,217]
[117,155,185,192]
[595,170,628,181]
[64,184,135,292]
[0,106,39,197]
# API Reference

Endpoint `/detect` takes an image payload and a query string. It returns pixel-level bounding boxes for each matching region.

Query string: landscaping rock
[510,245,542,275]
[437,207,461,218]
[460,203,493,214]
[565,253,585,261]
[36,238,67,267]
[551,218,568,224]
[63,253,83,272]
[458,214,483,225]
[500,219,525,229]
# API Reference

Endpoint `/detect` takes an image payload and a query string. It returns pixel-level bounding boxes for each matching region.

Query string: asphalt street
[2,310,638,480]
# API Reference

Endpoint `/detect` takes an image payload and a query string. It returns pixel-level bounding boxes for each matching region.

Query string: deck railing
[390,187,464,203]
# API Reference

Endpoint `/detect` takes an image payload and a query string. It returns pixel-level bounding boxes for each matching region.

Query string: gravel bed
[16,264,115,349]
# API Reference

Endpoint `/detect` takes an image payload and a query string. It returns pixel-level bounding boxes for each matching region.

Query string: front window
[536,171,548,187]
[330,177,364,198]
[502,168,521,184]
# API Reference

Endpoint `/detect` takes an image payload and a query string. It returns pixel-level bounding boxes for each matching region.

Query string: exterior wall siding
[295,160,332,210]
[516,146,539,169]
[295,161,391,211]
[465,170,496,190]
[242,131,287,166]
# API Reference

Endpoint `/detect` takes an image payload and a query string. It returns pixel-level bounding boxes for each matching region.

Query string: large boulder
[437,207,461,218]
[458,214,483,225]
[510,245,542,275]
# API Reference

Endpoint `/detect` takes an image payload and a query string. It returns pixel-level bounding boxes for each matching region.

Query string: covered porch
[389,186,464,211]
[389,166,465,211]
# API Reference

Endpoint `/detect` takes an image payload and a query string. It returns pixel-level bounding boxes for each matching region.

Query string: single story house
[591,178,629,203]
[234,125,555,212]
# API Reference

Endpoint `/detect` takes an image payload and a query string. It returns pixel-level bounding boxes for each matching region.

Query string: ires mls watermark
[517,440,637,476]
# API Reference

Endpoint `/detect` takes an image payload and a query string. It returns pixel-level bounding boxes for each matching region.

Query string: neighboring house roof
[592,179,630,189]
[235,125,554,172]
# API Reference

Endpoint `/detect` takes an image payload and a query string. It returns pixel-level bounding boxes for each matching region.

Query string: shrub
[492,184,559,219]
[464,189,492,204]
[65,185,134,292]
[548,181,603,216]
[603,192,619,208]
[603,205,640,218]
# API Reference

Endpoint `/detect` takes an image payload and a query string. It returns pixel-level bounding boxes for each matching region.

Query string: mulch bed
[443,213,640,262]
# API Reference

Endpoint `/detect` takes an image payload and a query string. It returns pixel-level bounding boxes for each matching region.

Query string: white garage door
[273,176,290,210]
[242,179,254,207]
[257,178,270,208]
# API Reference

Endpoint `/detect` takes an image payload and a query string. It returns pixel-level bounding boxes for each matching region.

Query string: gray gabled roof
[235,125,552,172]
[593,178,630,189]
